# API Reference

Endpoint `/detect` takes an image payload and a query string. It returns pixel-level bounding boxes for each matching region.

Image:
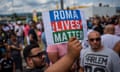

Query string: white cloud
[24,0,48,4]
[80,2,94,6]
[0,0,120,14]
[37,0,48,3]
[6,2,12,7]
[13,0,23,6]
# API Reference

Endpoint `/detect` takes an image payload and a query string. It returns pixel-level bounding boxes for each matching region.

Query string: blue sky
[0,0,119,14]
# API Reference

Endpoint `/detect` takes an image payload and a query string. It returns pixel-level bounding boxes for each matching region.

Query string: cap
[17,21,22,24]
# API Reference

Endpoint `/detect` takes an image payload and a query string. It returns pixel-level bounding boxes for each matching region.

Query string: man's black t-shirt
[0,57,14,72]
[23,66,45,72]
[0,46,6,59]
[28,29,38,42]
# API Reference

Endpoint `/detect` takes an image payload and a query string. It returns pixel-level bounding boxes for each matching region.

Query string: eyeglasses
[29,51,45,58]
[89,37,101,42]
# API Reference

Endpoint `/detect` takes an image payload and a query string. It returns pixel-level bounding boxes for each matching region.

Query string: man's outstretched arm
[45,37,82,72]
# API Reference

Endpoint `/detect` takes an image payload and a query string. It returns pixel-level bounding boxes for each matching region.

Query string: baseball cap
[17,21,22,24]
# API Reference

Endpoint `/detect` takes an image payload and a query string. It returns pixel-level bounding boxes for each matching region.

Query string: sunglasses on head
[89,37,101,42]
[29,51,45,58]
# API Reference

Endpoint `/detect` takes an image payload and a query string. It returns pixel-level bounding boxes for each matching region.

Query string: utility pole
[60,0,64,9]
[12,0,14,13]
[12,0,16,22]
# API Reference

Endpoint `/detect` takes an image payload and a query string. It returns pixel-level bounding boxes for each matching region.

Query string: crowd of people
[0,14,119,72]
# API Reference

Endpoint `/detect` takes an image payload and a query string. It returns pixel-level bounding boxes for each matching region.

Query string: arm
[79,48,86,72]
[29,33,34,41]
[111,51,120,72]
[0,60,2,71]
[79,66,84,72]
[0,65,1,71]
[47,45,59,64]
[48,52,59,64]
[45,37,82,72]
[13,62,15,72]
[113,41,120,56]
[10,44,23,51]
[45,54,77,72]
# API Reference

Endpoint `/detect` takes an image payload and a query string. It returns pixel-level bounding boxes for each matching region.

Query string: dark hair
[10,33,16,38]
[0,37,4,44]
[23,43,39,62]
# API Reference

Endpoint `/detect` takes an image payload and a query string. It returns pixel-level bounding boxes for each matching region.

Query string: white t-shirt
[80,48,120,72]
[2,26,10,32]
[14,25,23,36]
[101,34,120,49]
[36,23,42,31]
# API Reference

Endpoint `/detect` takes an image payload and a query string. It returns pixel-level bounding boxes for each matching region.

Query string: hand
[67,37,82,59]
[11,45,16,49]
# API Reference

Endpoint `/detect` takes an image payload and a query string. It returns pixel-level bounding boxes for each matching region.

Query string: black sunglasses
[89,37,101,42]
[29,51,45,58]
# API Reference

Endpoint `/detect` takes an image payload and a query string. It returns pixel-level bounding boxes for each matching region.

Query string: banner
[42,10,87,45]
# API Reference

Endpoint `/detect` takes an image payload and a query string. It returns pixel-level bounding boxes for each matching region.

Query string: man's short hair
[23,44,39,61]
[0,37,4,44]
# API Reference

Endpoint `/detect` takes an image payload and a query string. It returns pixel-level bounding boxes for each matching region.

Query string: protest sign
[42,10,87,45]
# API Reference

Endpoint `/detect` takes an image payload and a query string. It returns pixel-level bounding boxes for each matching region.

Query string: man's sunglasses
[89,37,101,42]
[29,51,45,58]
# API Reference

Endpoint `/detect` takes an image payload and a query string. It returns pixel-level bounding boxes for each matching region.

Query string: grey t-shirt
[80,47,120,72]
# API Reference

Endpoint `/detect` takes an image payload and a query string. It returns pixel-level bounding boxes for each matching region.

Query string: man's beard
[35,64,45,69]
[32,60,45,69]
